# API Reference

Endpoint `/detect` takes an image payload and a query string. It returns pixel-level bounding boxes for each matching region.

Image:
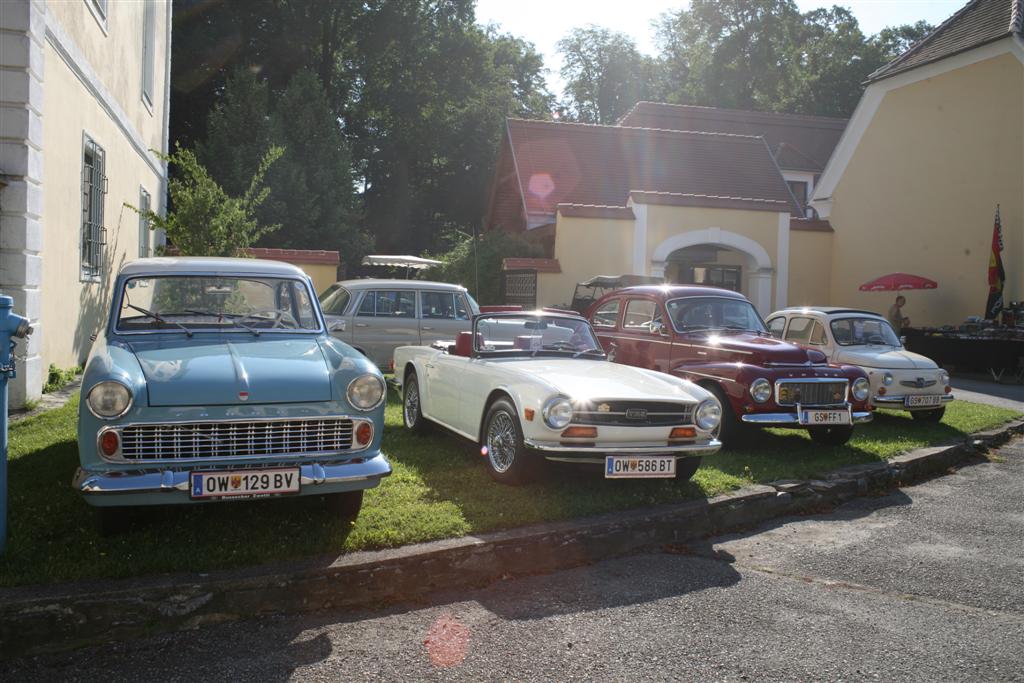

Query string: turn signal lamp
[355,422,373,447]
[944,385,952,394]
[669,427,696,439]
[99,430,120,457]
[560,426,597,439]
[524,408,535,422]
[878,386,887,396]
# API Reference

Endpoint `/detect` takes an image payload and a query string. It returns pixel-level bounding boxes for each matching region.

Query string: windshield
[666,297,767,334]
[474,314,604,357]
[830,317,901,347]
[116,276,321,333]
[320,286,351,316]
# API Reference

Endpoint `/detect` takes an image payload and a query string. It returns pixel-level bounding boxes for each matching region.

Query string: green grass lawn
[0,392,1017,587]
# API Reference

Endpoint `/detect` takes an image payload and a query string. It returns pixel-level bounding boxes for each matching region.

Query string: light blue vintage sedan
[75,257,391,527]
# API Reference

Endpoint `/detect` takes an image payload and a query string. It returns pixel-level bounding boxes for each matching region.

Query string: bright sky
[475,0,963,95]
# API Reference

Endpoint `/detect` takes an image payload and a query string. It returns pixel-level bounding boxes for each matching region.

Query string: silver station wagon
[320,280,480,369]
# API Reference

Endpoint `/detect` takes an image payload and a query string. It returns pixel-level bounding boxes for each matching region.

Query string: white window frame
[138,187,152,258]
[141,0,156,111]
[85,0,109,35]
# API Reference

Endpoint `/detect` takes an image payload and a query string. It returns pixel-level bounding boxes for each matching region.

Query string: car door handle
[422,326,434,331]
[355,322,368,328]
[425,363,435,369]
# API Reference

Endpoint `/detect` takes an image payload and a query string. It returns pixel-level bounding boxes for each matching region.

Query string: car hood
[834,347,937,370]
[684,332,826,365]
[497,358,706,402]
[129,337,332,406]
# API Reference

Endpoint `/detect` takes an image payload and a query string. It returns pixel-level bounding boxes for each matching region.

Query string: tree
[557,26,656,124]
[134,144,283,257]
[196,69,272,198]
[873,20,934,59]
[261,69,362,255]
[656,0,805,111]
[424,230,543,304]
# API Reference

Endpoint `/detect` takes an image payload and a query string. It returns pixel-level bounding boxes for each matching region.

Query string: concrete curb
[2,417,1022,659]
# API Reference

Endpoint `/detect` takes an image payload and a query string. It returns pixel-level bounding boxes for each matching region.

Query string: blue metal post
[0,295,32,556]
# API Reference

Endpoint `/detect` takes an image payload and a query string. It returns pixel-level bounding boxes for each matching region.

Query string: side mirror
[651,321,669,337]
[899,335,907,346]
[329,320,346,333]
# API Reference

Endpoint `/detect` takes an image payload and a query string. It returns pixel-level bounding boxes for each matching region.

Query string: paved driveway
[5,442,1024,682]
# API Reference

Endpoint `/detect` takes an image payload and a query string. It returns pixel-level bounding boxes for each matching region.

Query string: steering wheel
[243,309,299,329]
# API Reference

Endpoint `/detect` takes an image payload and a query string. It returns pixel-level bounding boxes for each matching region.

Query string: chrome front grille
[572,401,694,427]
[118,418,355,460]
[900,378,937,389]
[775,380,848,406]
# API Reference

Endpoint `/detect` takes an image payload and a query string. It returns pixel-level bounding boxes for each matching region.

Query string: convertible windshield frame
[665,296,768,335]
[112,273,326,336]
[829,316,902,347]
[471,312,606,359]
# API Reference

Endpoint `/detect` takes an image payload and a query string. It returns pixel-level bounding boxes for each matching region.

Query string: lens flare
[424,612,471,668]
[480,445,489,457]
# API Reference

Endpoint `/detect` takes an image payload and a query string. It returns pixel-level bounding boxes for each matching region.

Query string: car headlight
[882,372,894,386]
[939,371,950,386]
[86,380,133,419]
[852,377,870,402]
[542,397,574,429]
[347,374,385,410]
[695,399,722,431]
[749,378,772,403]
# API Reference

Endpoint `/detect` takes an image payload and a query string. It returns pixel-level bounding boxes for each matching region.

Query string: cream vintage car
[393,311,722,485]
[766,307,953,421]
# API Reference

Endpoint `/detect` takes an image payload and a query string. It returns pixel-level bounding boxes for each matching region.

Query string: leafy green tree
[134,144,283,257]
[872,20,934,59]
[557,26,656,124]
[424,230,543,304]
[196,69,272,198]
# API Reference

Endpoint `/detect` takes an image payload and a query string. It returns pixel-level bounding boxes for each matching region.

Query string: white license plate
[190,468,300,500]
[800,409,850,426]
[905,395,943,407]
[605,456,676,479]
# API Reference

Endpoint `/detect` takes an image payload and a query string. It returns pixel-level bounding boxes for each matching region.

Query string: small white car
[393,311,722,485]
[765,307,953,421]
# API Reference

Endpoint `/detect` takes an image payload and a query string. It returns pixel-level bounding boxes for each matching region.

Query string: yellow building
[1,0,171,406]
[485,111,841,316]
[812,0,1024,327]
[485,0,1024,334]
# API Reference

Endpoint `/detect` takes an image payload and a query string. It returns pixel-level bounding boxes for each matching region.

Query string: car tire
[403,372,430,434]
[482,398,540,485]
[676,456,702,482]
[706,384,750,448]
[325,490,364,519]
[911,407,945,422]
[809,425,854,446]
[94,507,129,537]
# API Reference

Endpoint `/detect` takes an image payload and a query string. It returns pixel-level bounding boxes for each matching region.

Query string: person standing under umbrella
[888,295,910,333]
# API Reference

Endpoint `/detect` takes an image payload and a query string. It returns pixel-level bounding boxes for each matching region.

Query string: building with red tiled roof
[485,110,835,313]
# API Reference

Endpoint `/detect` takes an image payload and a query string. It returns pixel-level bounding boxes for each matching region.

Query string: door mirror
[650,321,669,337]
[899,335,906,347]
[329,320,346,333]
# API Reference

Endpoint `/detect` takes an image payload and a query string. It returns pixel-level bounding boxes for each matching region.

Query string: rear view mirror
[329,320,346,333]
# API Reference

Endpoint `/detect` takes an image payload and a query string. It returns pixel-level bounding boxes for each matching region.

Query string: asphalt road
[5,442,1024,682]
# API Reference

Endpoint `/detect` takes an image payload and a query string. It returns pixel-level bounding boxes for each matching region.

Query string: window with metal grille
[138,187,151,257]
[81,136,107,280]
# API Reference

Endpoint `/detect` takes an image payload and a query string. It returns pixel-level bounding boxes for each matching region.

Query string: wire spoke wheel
[486,411,518,473]
[404,380,420,427]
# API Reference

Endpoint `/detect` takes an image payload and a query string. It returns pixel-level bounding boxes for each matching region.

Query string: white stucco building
[1,0,171,406]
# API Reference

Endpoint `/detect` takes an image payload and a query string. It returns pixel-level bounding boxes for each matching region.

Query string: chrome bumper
[872,394,954,408]
[741,410,873,426]
[524,439,721,462]
[74,453,392,496]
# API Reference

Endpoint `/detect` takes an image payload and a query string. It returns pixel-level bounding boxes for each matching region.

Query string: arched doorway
[651,229,774,314]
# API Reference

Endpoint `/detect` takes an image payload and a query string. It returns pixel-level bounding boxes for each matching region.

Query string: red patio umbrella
[858,273,938,292]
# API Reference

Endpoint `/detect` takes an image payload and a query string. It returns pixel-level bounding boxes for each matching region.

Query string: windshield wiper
[184,309,260,336]
[572,347,605,358]
[126,304,192,337]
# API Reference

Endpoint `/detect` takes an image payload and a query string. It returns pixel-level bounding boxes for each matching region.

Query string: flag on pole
[985,204,1005,319]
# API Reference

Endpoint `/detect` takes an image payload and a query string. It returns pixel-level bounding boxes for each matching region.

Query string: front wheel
[324,490,363,519]
[403,373,430,434]
[911,407,945,422]
[809,425,854,446]
[675,457,702,482]
[706,384,751,448]
[482,398,540,485]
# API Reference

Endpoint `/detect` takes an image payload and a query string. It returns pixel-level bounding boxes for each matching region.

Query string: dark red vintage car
[587,286,872,447]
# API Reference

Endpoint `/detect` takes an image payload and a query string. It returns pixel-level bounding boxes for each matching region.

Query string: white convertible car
[766,307,954,421]
[393,311,722,485]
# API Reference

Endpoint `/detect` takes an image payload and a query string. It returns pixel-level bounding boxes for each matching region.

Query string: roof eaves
[507,117,768,143]
[867,0,981,81]
[759,138,806,214]
[505,118,532,231]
